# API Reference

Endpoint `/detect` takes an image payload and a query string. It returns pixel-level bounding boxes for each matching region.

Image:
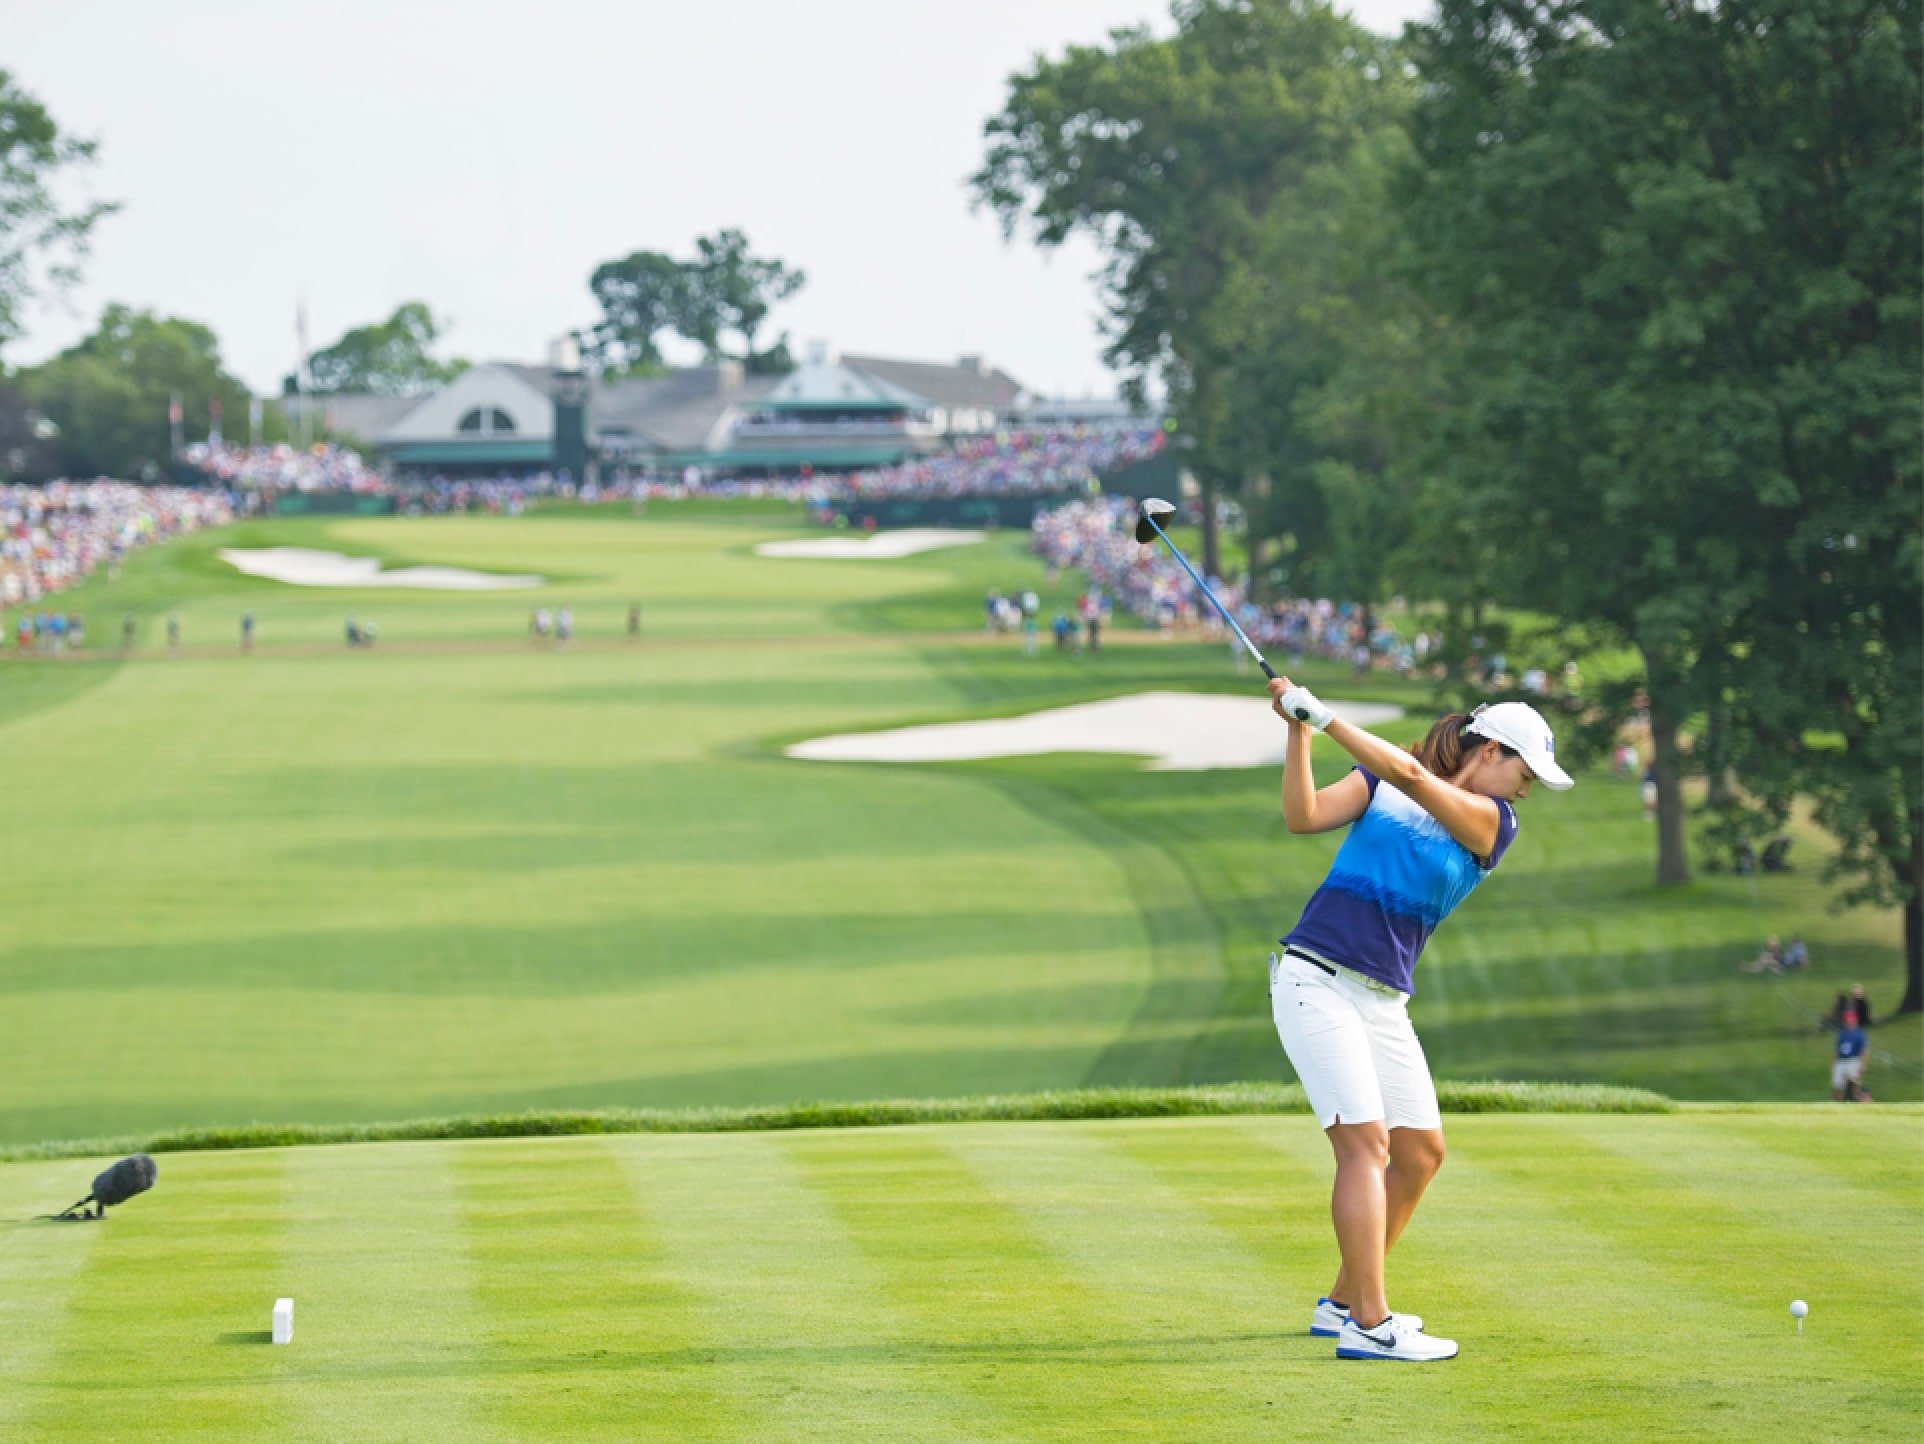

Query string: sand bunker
[754,529,984,560]
[788,690,1405,772]
[219,547,543,590]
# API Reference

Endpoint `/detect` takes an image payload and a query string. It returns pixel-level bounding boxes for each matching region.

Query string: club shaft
[1144,515,1277,679]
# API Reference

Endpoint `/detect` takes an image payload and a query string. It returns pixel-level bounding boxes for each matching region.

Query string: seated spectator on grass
[1780,934,1809,971]
[1738,935,1784,974]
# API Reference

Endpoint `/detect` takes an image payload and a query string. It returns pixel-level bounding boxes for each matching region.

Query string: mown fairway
[1,1110,1918,1441]
[0,506,1917,1149]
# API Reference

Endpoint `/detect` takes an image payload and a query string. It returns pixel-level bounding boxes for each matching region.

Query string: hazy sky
[7,0,1432,399]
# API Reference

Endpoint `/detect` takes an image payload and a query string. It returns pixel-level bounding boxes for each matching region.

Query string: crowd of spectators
[1027,496,1433,676]
[180,442,383,493]
[2,481,234,613]
[835,426,1164,500]
[176,427,1166,515]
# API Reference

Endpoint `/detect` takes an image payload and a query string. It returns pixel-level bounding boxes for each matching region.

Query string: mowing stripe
[609,1132,1002,1442]
[1703,1113,1924,1208]
[785,1127,1117,1441]
[1254,1115,1920,1440]
[1244,1115,1739,1439]
[1096,1114,1345,1305]
[1540,1116,1924,1344]
[0,1163,100,1436]
[280,1142,507,1441]
[449,1136,746,1441]
[948,1120,1342,1426]
[15,1149,293,1441]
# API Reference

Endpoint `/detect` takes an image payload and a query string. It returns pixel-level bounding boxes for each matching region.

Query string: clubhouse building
[325,344,1139,480]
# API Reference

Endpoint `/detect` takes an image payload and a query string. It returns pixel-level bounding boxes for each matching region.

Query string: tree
[0,381,58,480]
[0,70,117,358]
[1402,0,1920,926]
[17,305,251,477]
[295,301,467,396]
[587,251,687,375]
[972,0,1397,580]
[681,229,805,373]
[586,231,803,375]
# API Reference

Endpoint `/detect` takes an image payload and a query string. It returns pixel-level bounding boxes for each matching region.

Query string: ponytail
[1412,712,1475,778]
[1412,710,1519,778]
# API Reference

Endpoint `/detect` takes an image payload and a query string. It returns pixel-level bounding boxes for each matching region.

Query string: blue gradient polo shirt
[1282,768,1518,995]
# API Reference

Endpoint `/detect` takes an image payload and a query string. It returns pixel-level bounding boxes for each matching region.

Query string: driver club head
[1134,497,1177,545]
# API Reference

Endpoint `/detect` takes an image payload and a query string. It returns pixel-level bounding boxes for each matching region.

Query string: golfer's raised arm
[1268,676,1500,857]
[1280,715,1369,834]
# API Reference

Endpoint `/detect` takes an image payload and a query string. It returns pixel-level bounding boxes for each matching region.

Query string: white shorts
[1831,1058,1866,1090]
[1270,950,1443,1132]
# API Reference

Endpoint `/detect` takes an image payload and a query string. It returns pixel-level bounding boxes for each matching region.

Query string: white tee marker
[272,1298,294,1345]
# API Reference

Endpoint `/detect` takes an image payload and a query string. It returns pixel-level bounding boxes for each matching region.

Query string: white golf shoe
[1335,1314,1458,1362]
[1311,1298,1423,1338]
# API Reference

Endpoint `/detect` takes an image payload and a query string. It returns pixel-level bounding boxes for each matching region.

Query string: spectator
[1641,761,1658,821]
[240,612,255,653]
[1739,935,1785,974]
[1824,984,1874,1032]
[3,482,231,610]
[1830,1011,1871,1102]
[167,615,180,650]
[1780,934,1810,971]
[627,601,642,641]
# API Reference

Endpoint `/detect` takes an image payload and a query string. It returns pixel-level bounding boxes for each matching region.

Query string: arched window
[457,407,518,435]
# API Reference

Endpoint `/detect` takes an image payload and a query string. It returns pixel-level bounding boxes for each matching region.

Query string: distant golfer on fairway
[1266,677,1572,1362]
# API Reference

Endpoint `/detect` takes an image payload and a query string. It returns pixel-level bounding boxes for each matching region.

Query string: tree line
[973,0,1920,1004]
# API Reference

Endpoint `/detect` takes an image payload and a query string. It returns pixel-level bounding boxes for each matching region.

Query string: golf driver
[1133,497,1279,681]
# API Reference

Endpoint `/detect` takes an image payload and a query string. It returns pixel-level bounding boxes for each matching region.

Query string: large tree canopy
[971,0,1398,578]
[295,301,468,396]
[587,230,803,376]
[1403,0,1920,961]
[18,305,251,478]
[0,70,116,358]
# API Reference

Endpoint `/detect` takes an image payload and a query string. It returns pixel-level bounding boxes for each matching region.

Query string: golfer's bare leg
[1326,1121,1391,1326]
[1329,1127,1445,1311]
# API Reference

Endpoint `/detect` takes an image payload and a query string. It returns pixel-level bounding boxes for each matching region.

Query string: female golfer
[1265,676,1572,1361]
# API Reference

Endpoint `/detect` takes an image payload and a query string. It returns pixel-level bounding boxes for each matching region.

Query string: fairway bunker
[788,690,1403,771]
[218,547,543,590]
[753,529,985,560]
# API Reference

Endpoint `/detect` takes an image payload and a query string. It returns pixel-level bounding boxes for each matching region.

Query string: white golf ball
[1790,1300,1808,1319]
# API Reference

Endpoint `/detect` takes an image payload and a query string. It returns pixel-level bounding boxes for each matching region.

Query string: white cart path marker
[272,1298,294,1345]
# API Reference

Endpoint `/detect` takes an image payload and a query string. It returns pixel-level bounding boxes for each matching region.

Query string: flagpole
[296,294,311,449]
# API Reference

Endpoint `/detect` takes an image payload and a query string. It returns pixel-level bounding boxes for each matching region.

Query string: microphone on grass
[44,1154,158,1222]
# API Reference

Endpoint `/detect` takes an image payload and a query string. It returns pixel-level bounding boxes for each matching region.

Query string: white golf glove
[1280,686,1334,731]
